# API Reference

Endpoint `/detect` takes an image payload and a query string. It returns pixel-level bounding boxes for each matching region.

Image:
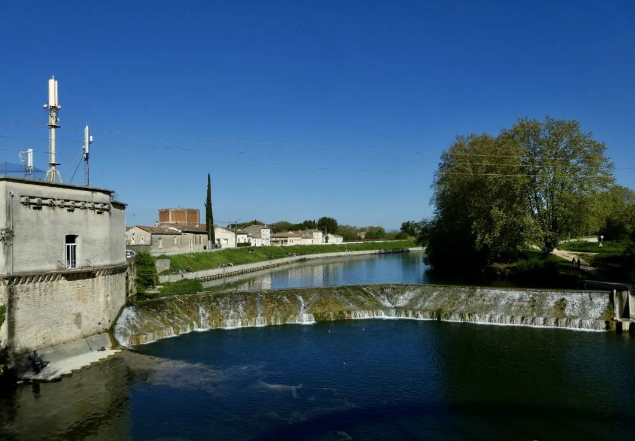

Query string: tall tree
[502,117,614,253]
[422,117,614,271]
[317,217,339,236]
[204,173,215,248]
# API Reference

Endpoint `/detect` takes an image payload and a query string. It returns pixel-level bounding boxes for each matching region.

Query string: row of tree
[418,116,630,271]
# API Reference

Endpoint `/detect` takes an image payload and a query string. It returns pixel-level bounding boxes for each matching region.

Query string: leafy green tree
[400,221,422,237]
[204,173,215,247]
[600,186,635,241]
[423,117,614,270]
[428,133,532,267]
[135,251,157,293]
[364,226,387,240]
[337,224,360,242]
[270,221,293,233]
[502,117,614,253]
[317,217,339,235]
[301,219,318,229]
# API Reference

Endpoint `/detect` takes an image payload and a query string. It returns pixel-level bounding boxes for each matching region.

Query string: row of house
[125,208,343,255]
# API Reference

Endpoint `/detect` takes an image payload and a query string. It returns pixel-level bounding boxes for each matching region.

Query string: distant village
[126,208,344,256]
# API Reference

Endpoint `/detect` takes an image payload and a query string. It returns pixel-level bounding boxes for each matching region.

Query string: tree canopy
[317,217,339,235]
[422,117,615,271]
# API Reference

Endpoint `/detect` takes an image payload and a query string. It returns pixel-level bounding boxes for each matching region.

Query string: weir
[114,284,617,346]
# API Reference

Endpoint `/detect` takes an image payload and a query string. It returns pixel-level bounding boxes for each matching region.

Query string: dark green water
[2,320,634,441]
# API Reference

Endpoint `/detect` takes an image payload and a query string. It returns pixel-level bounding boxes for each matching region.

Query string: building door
[65,235,78,269]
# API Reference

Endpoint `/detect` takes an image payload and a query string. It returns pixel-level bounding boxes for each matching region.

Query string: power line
[3,122,591,160]
[1,133,631,170]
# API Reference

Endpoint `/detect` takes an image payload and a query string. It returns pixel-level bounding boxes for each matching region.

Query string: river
[1,252,633,440]
[202,250,513,292]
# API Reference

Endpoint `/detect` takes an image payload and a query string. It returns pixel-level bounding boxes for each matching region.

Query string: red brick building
[158,208,200,227]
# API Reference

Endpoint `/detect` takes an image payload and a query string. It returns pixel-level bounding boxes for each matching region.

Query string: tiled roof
[243,225,269,238]
[272,231,302,238]
[167,224,207,234]
[134,225,176,235]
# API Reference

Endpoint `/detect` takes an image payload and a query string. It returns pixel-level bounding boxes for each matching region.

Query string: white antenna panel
[48,77,58,107]
[27,148,33,168]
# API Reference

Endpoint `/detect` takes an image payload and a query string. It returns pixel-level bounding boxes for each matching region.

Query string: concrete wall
[0,178,126,274]
[2,266,127,354]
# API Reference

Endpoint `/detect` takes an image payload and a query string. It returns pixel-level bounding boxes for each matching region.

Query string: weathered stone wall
[2,266,127,355]
[115,284,615,346]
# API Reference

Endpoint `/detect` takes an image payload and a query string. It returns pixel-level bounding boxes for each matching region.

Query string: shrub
[135,251,157,293]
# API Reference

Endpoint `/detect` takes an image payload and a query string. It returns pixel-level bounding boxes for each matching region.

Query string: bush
[135,251,157,293]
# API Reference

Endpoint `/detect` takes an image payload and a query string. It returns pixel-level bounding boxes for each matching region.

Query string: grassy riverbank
[162,240,417,273]
[507,251,583,289]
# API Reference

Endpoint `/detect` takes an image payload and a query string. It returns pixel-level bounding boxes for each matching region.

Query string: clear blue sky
[1,0,634,229]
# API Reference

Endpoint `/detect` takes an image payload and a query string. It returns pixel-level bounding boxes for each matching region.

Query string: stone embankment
[115,284,618,346]
[158,247,423,284]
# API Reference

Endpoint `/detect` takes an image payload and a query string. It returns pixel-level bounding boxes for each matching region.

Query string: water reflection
[203,251,427,292]
[0,356,132,441]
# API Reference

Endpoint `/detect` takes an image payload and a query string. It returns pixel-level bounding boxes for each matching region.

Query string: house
[242,225,271,247]
[271,231,303,246]
[236,229,250,246]
[325,233,344,244]
[214,226,236,248]
[126,224,235,255]
[0,176,127,354]
[300,229,323,245]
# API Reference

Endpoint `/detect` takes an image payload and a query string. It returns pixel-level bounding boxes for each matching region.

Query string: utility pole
[83,125,93,186]
[44,76,62,183]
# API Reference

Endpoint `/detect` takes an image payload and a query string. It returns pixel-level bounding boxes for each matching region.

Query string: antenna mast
[19,148,34,178]
[83,125,93,186]
[44,76,62,182]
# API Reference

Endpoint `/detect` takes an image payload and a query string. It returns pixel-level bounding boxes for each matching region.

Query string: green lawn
[558,240,627,254]
[162,240,417,273]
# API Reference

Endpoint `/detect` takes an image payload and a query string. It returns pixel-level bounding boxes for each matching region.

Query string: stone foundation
[1,265,127,355]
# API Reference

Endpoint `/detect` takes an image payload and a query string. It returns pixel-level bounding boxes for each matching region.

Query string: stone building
[0,177,127,355]
[242,225,271,247]
[126,224,235,255]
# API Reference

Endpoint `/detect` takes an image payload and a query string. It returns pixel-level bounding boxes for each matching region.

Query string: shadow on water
[0,356,133,441]
[250,400,634,441]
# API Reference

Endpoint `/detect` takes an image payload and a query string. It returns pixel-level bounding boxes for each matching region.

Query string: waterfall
[113,285,612,346]
[295,295,316,325]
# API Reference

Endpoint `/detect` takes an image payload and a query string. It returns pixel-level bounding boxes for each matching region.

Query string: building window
[65,235,78,269]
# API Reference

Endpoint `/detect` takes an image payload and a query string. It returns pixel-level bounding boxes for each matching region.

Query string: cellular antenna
[19,148,34,177]
[44,76,62,182]
[83,125,93,186]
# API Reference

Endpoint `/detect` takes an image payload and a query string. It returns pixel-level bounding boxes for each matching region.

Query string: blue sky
[1,0,634,229]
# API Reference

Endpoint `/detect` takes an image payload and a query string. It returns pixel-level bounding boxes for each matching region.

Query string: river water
[202,250,512,291]
[1,253,634,440]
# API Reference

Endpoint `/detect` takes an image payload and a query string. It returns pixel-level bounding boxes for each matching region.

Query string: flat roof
[0,176,127,206]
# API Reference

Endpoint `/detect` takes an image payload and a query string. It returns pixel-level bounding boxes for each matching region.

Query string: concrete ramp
[13,333,121,382]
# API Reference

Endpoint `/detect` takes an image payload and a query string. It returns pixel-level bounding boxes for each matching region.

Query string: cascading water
[113,285,613,346]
